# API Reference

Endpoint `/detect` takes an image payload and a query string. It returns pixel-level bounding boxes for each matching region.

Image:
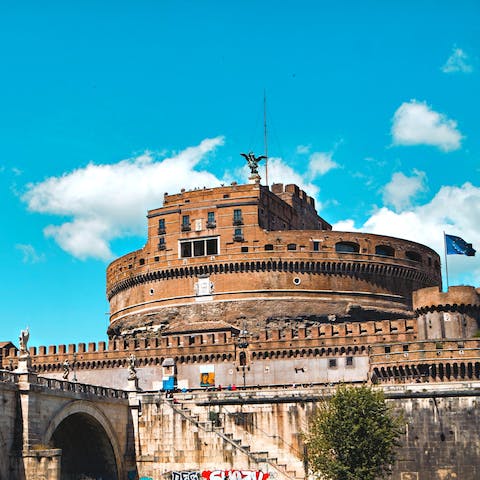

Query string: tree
[304,385,402,480]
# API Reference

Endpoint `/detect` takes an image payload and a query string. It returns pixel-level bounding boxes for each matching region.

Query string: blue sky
[1,1,479,348]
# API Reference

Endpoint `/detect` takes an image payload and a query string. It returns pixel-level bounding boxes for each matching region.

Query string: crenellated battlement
[413,285,480,312]
[4,318,417,373]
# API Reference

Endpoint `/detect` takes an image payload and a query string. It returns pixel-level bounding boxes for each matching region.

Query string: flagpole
[443,231,449,290]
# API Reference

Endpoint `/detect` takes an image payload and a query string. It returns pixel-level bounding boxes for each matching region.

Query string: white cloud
[442,47,473,73]
[263,156,320,198]
[16,244,45,264]
[382,170,427,211]
[308,152,339,177]
[296,144,311,154]
[391,100,463,152]
[22,137,225,260]
[333,182,480,285]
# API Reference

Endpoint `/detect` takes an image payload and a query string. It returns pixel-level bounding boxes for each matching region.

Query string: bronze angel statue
[241,152,267,175]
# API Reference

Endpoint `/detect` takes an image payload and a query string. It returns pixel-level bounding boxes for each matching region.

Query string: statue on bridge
[19,327,30,357]
[128,353,137,380]
[62,359,70,380]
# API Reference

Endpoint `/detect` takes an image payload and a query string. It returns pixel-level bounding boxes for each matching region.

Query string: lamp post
[237,322,249,388]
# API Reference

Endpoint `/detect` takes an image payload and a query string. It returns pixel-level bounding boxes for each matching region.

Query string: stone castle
[1,170,479,479]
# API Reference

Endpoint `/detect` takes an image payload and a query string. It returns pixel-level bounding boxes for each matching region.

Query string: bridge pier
[21,449,61,480]
[14,365,62,480]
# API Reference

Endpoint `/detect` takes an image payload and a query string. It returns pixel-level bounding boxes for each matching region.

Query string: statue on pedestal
[241,152,266,175]
[128,354,137,380]
[62,360,70,380]
[19,327,30,357]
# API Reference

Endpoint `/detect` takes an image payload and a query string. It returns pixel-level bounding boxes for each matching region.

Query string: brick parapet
[413,285,480,313]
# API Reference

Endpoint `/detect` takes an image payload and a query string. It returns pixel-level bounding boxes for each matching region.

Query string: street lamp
[237,322,249,388]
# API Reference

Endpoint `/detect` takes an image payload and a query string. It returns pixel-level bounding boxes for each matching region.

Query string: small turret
[414,286,480,339]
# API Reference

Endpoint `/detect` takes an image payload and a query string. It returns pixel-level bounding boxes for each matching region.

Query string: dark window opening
[180,237,219,258]
[234,228,244,242]
[194,240,205,256]
[313,241,320,251]
[233,209,243,225]
[241,246,249,253]
[239,351,247,366]
[385,346,391,353]
[346,356,354,366]
[181,242,192,258]
[206,239,218,255]
[328,358,337,368]
[181,215,191,231]
[207,211,216,228]
[264,244,274,251]
[335,242,360,253]
[139,258,145,265]
[406,251,422,262]
[158,218,166,234]
[375,245,395,257]
[403,344,409,352]
[287,243,297,251]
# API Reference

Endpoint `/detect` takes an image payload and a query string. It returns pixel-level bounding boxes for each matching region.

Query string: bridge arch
[43,400,124,480]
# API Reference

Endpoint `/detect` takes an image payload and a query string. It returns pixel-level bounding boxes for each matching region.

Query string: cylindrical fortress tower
[414,286,480,339]
[106,182,442,338]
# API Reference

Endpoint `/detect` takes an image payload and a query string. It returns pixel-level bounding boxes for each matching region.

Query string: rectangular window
[208,211,215,223]
[328,358,337,368]
[346,356,354,366]
[181,242,192,258]
[206,238,218,255]
[194,240,205,257]
[233,209,243,224]
[182,215,190,226]
[180,237,219,258]
[313,241,320,251]
[159,219,165,229]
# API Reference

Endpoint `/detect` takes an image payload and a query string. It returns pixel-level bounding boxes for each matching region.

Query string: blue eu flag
[445,234,476,256]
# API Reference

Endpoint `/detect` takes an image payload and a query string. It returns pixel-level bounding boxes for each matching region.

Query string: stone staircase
[167,398,305,480]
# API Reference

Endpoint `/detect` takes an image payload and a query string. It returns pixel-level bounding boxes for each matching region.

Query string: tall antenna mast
[263,89,269,187]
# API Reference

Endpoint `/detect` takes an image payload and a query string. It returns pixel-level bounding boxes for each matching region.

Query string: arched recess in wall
[335,242,360,253]
[43,400,124,480]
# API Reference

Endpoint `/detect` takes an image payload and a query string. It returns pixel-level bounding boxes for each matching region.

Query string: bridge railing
[0,369,17,383]
[36,376,129,399]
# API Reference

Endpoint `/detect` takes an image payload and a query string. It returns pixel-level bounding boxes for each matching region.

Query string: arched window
[375,245,395,257]
[335,242,360,253]
[406,251,422,262]
[239,351,247,366]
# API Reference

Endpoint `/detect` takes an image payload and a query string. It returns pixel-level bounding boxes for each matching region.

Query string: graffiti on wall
[172,472,200,480]
[202,470,269,480]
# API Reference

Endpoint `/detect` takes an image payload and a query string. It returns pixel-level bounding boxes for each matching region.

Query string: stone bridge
[0,368,137,480]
